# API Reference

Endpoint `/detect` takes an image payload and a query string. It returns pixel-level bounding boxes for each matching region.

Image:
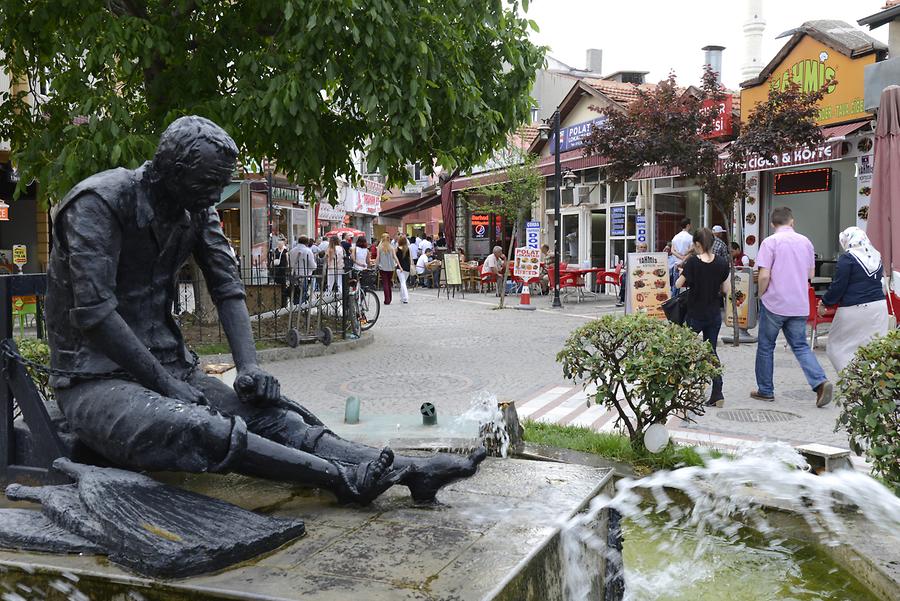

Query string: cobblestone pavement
[267,288,850,450]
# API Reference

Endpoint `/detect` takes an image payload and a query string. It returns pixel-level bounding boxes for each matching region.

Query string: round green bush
[557,313,721,450]
[836,329,899,494]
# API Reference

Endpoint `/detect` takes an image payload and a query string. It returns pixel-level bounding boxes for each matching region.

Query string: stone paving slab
[0,458,614,601]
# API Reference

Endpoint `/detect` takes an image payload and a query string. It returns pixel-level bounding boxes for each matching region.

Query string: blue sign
[525,220,541,249]
[551,117,607,154]
[611,206,626,236]
[636,214,647,244]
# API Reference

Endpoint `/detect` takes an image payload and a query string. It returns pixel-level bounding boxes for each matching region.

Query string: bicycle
[347,269,380,336]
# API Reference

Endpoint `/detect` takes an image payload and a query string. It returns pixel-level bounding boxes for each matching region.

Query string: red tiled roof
[511,123,540,149]
[584,79,657,106]
[886,0,900,8]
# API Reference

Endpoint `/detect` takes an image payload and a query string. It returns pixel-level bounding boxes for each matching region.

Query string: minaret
[742,0,766,81]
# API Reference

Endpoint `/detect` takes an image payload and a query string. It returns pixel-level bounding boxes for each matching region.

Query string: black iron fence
[1,269,356,353]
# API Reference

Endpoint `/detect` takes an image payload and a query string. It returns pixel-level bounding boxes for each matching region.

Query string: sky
[525,0,890,90]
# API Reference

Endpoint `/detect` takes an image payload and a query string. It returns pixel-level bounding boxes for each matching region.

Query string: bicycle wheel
[359,289,380,330]
[347,297,362,338]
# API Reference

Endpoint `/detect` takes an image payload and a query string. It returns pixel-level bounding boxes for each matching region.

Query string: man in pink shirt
[752,207,832,407]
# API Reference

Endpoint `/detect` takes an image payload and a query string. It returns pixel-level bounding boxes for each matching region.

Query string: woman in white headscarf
[818,227,889,373]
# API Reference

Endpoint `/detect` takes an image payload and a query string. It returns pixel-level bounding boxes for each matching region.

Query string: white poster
[856,155,874,231]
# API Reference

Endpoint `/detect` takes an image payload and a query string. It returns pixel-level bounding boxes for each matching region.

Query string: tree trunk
[498,222,519,309]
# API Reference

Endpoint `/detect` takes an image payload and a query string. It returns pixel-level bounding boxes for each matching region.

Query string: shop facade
[738,21,885,273]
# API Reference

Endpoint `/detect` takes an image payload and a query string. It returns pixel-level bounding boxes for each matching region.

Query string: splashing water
[455,391,510,458]
[561,442,900,601]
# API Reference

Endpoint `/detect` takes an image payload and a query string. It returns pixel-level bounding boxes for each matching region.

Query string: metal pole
[552,110,563,308]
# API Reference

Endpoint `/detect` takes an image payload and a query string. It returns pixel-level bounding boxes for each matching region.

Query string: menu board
[514,247,541,280]
[625,253,670,319]
[724,267,757,329]
[611,206,626,236]
[857,154,873,231]
[443,253,462,286]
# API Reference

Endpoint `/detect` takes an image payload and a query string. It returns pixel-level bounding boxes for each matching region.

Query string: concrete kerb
[200,333,374,367]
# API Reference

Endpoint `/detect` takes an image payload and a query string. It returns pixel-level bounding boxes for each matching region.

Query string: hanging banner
[625,252,670,319]
[318,201,346,222]
[636,214,647,245]
[525,220,541,249]
[514,247,541,280]
[344,179,384,215]
[12,245,27,267]
[856,154,874,230]
[471,214,490,239]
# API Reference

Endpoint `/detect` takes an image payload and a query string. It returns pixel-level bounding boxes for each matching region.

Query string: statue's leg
[191,376,487,502]
[55,379,404,504]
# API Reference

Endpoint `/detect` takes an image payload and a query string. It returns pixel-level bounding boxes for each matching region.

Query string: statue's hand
[234,366,281,406]
[161,377,209,406]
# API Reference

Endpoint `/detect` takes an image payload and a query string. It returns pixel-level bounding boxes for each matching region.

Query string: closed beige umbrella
[871,86,900,309]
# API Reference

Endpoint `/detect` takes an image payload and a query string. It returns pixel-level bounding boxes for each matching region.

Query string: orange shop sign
[741,35,875,126]
[0,200,8,221]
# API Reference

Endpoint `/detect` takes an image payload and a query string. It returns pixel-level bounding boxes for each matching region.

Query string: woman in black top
[396,235,412,304]
[269,236,290,307]
[676,228,731,407]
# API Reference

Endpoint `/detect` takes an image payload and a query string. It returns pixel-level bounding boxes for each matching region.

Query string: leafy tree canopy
[0,0,544,203]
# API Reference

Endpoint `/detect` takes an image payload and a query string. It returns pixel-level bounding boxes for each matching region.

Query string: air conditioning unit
[573,184,592,206]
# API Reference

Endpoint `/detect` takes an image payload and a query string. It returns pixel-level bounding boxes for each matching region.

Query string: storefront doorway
[653,179,704,253]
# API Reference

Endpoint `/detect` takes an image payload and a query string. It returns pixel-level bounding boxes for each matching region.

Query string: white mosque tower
[742,0,766,81]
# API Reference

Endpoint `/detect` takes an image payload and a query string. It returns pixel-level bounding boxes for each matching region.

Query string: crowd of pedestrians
[666,206,891,410]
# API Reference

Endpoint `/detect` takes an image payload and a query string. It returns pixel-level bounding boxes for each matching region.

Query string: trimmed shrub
[836,329,899,494]
[557,313,720,450]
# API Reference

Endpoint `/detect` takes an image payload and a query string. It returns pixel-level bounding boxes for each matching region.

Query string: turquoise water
[623,518,881,601]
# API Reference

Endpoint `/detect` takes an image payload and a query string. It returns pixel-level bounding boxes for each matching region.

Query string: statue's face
[162,153,235,213]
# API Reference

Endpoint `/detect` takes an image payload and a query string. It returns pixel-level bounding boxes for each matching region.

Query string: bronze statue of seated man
[45,115,484,504]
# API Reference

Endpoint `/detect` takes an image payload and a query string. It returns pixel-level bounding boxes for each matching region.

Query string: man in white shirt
[416,248,441,288]
[481,246,505,276]
[291,236,318,306]
[670,218,693,296]
[408,237,420,263]
[419,235,433,253]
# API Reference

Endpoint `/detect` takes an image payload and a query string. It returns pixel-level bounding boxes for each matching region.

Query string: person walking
[710,225,731,262]
[269,236,290,307]
[818,227,889,373]
[376,233,399,305]
[670,218,693,296]
[396,235,413,304]
[324,236,345,298]
[291,236,318,307]
[676,229,730,407]
[752,207,833,407]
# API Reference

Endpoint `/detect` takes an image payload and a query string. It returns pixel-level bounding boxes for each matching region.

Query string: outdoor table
[563,267,605,302]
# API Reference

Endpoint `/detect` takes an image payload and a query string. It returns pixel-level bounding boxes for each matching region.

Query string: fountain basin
[0,457,614,600]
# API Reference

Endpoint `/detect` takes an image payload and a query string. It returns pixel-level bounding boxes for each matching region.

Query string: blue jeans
[687,309,723,398]
[755,303,827,397]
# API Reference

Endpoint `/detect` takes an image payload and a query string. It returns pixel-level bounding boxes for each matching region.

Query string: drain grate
[717,408,800,423]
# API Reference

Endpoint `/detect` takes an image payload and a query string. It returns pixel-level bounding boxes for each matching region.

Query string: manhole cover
[717,408,800,423]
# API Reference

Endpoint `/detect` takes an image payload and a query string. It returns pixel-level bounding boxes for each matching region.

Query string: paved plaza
[267,288,856,457]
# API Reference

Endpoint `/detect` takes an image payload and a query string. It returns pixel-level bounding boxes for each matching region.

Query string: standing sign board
[12,245,26,270]
[724,267,758,329]
[525,220,541,250]
[514,247,541,281]
[443,253,462,286]
[624,253,670,319]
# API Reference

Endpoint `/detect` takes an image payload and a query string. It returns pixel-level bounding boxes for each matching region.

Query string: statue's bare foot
[403,447,487,503]
[334,447,406,506]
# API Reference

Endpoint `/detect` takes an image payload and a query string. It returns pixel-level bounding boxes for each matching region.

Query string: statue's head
[150,116,239,212]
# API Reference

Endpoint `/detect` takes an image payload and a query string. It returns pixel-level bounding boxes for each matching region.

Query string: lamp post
[538,113,577,308]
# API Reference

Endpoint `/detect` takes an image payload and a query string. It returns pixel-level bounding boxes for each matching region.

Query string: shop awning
[822,121,870,140]
[378,193,440,217]
[217,182,241,205]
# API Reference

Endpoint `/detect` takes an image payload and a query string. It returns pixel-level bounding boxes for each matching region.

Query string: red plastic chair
[887,290,900,322]
[596,263,623,294]
[807,286,836,349]
[479,271,498,293]
[547,266,580,298]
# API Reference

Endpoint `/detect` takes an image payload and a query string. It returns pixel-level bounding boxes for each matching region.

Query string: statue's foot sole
[405,447,487,503]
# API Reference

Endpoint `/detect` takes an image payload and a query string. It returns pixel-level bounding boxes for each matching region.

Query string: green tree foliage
[465,144,542,307]
[557,313,721,450]
[836,330,899,494]
[0,0,544,203]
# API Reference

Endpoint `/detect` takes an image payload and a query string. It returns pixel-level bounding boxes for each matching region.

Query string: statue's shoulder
[52,165,146,222]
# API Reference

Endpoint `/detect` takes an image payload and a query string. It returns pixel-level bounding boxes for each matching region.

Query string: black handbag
[661,293,689,325]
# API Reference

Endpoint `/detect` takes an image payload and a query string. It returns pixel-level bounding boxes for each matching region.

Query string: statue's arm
[194,208,279,403]
[60,197,204,403]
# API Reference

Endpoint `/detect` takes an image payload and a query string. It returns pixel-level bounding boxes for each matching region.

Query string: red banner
[701,96,733,138]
